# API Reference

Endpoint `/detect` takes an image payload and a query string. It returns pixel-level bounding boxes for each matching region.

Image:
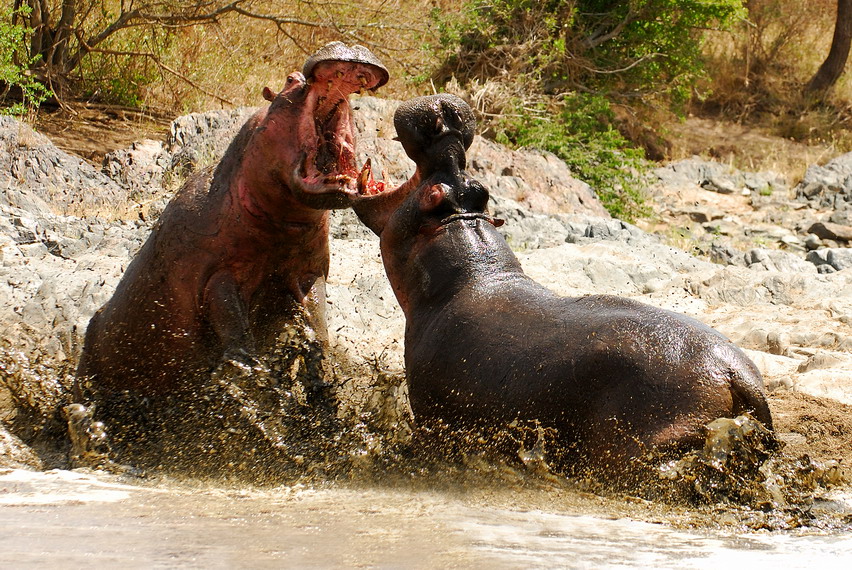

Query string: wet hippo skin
[353,94,773,481]
[77,43,388,398]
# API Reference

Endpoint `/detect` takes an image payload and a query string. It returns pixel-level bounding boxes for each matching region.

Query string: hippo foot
[213,348,271,381]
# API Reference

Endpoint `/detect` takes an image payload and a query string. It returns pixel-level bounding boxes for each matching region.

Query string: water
[1,468,850,568]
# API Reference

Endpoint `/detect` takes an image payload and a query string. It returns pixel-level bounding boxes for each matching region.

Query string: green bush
[429,0,747,219]
[0,5,50,115]
[77,27,172,108]
[434,0,745,104]
[493,93,649,221]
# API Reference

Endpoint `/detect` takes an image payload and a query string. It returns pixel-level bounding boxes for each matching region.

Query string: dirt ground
[769,392,852,473]
[665,115,838,182]
[34,104,171,163]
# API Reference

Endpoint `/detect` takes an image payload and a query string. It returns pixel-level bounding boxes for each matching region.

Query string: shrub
[0,4,50,115]
[433,0,746,105]
[493,93,649,221]
[429,0,749,219]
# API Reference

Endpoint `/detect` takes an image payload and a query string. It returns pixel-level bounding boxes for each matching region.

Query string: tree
[434,0,746,104]
[10,1,333,101]
[3,1,417,108]
[805,0,852,95]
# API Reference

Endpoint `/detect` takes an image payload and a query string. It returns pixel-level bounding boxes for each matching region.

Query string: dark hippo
[353,94,773,481]
[78,42,388,397]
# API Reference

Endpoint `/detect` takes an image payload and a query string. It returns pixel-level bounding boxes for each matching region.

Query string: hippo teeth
[355,159,387,196]
[357,158,372,194]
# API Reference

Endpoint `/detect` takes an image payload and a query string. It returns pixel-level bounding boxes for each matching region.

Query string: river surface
[1,468,850,568]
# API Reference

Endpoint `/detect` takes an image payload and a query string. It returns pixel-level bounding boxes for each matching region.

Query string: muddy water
[1,468,850,568]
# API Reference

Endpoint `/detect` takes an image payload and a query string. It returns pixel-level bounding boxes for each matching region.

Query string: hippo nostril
[433,115,445,135]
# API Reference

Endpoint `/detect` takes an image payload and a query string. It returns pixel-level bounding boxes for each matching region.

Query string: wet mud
[4,324,852,537]
[69,361,852,534]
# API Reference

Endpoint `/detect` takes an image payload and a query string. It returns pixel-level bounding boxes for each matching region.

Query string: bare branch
[577,53,664,75]
[68,1,329,71]
[582,8,636,50]
[84,45,235,106]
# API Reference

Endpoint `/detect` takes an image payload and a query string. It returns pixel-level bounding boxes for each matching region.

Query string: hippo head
[352,93,480,234]
[247,42,388,210]
[351,94,508,313]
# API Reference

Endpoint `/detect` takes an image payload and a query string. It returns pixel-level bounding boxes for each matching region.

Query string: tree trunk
[50,0,77,69]
[806,0,852,94]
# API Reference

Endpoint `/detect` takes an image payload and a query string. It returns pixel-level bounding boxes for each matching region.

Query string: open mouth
[295,60,391,201]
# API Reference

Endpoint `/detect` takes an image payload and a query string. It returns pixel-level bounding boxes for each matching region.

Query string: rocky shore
[1,98,851,475]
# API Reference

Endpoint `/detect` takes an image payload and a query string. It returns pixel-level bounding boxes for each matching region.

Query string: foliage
[0,4,50,115]
[493,93,649,221]
[428,0,746,219]
[4,1,431,111]
[700,0,838,115]
[695,0,852,150]
[77,27,173,108]
[433,0,746,104]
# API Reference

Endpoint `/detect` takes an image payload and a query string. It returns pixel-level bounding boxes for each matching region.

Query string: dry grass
[134,0,444,113]
[665,115,837,182]
[696,0,852,155]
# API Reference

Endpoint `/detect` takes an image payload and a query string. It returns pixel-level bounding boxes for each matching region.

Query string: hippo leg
[205,270,258,367]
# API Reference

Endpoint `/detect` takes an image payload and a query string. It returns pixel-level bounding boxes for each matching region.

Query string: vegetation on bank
[428,0,748,219]
[0,4,50,116]
[1,1,849,220]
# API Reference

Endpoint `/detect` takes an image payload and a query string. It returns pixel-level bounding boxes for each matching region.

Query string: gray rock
[0,116,131,216]
[805,234,822,250]
[581,219,648,242]
[744,248,816,273]
[807,248,852,271]
[166,107,257,179]
[709,243,747,266]
[469,137,608,217]
[795,151,852,207]
[655,157,788,199]
[702,173,738,194]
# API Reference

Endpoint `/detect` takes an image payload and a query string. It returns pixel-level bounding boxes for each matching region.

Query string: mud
[68,347,852,534]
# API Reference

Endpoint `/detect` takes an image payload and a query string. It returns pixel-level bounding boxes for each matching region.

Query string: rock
[166,107,257,179]
[797,351,846,373]
[703,218,741,237]
[0,425,43,469]
[655,158,788,199]
[102,139,170,199]
[702,173,738,194]
[805,234,822,251]
[468,137,609,217]
[672,207,725,224]
[744,248,817,273]
[795,151,852,207]
[807,221,852,242]
[709,243,747,266]
[5,106,852,469]
[581,219,648,242]
[0,116,131,217]
[806,248,852,271]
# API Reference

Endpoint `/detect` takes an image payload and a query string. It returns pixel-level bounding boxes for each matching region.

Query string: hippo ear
[262,87,275,102]
[419,183,448,213]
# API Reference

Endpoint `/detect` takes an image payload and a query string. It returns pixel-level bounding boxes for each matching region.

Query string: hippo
[352,94,773,482]
[77,42,389,398]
